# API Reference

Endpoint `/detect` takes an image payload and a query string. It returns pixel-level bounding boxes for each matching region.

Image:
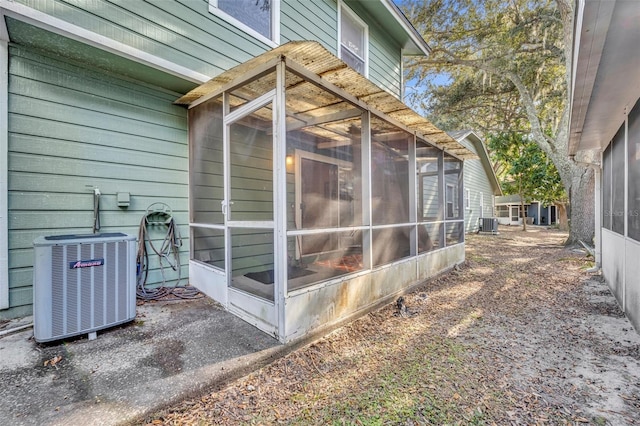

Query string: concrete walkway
[0,297,294,425]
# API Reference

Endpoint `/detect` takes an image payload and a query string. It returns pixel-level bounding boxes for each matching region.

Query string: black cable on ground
[136,203,202,301]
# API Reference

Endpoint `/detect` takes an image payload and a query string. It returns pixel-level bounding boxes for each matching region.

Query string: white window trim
[479,192,484,216]
[465,188,471,209]
[209,0,280,48]
[446,183,457,219]
[337,0,369,77]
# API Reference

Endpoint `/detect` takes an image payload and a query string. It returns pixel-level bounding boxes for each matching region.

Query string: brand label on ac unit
[69,258,105,269]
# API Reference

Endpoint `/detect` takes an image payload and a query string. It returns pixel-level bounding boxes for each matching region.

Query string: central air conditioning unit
[478,217,499,234]
[33,233,137,342]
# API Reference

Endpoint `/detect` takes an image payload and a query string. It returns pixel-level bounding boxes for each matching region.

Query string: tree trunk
[543,127,595,245]
[557,203,569,231]
[565,165,596,245]
[518,172,527,231]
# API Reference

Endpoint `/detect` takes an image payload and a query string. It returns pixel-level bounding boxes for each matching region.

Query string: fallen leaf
[44,355,62,367]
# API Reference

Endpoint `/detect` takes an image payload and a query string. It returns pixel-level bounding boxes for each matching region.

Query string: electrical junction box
[117,192,130,208]
[33,233,137,342]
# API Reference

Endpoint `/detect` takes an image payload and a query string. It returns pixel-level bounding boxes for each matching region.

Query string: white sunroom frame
[183,45,469,343]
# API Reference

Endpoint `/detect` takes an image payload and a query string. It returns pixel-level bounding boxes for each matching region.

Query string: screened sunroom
[177,42,473,342]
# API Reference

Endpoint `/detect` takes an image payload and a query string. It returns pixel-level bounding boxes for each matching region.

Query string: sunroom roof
[176,41,475,159]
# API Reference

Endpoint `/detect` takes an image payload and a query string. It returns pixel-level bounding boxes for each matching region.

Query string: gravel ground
[141,226,640,425]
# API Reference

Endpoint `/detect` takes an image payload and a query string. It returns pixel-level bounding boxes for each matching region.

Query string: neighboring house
[0,0,473,342]
[570,1,640,332]
[494,195,557,226]
[449,130,502,233]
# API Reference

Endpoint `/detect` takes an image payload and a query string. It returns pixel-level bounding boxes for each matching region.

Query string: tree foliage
[402,0,566,138]
[400,0,594,243]
[488,132,565,229]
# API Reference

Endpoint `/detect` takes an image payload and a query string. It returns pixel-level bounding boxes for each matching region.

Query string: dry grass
[142,227,640,425]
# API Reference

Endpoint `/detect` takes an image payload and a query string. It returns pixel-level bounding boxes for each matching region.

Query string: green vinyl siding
[285,0,403,97]
[3,44,189,318]
[463,158,494,232]
[369,29,402,98]
[13,0,404,97]
[2,0,418,317]
[13,0,270,78]
[421,175,440,220]
[459,138,496,233]
[231,229,274,277]
[281,0,337,53]
[342,1,403,98]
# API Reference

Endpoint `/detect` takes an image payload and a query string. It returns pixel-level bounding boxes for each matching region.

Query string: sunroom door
[510,206,520,225]
[224,91,278,335]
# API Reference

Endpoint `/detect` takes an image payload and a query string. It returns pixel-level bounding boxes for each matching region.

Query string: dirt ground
[142,226,640,425]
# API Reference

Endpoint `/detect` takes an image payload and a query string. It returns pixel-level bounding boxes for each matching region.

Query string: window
[210,0,279,46]
[444,154,462,219]
[465,189,471,209]
[496,205,509,218]
[339,3,368,76]
[479,192,484,216]
[417,142,441,221]
[446,184,458,218]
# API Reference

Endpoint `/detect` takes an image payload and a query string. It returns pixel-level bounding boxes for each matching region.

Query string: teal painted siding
[4,45,189,318]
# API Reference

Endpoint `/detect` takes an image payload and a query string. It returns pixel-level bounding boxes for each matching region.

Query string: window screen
[612,126,625,235]
[629,101,640,241]
[370,117,410,225]
[417,142,441,221]
[602,143,611,231]
[340,6,366,74]
[444,154,462,220]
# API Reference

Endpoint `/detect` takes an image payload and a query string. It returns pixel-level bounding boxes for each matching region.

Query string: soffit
[570,0,640,154]
[344,0,431,56]
[449,130,503,196]
[176,41,475,159]
[4,17,197,94]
